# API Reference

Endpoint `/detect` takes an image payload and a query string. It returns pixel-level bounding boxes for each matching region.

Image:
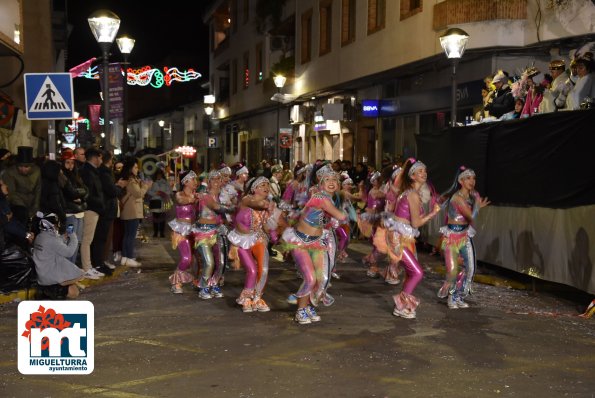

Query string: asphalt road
[1,236,593,398]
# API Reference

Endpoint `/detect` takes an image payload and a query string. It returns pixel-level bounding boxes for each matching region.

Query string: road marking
[108,369,203,389]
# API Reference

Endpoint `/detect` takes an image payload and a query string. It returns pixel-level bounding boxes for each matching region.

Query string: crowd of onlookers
[477,53,594,121]
[0,145,157,299]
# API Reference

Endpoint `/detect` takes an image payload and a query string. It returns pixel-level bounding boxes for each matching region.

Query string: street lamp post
[439,28,469,127]
[273,75,287,163]
[158,120,165,150]
[116,35,135,152]
[88,10,121,152]
[204,94,215,172]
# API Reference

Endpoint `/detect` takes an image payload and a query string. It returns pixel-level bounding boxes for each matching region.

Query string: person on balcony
[484,71,515,118]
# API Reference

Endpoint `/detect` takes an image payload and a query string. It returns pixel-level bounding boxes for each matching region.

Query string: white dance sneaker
[121,257,141,267]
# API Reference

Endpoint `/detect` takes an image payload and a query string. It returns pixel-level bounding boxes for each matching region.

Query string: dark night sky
[66,0,212,110]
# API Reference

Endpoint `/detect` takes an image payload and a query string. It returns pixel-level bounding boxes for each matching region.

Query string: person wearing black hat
[2,146,41,228]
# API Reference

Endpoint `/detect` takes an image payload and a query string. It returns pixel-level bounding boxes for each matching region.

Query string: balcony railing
[433,0,527,31]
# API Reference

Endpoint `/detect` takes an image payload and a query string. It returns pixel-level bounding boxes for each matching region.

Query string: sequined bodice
[175,204,195,220]
[235,207,265,232]
[302,192,333,228]
[395,190,424,221]
[198,195,220,221]
[366,192,385,211]
[448,193,472,223]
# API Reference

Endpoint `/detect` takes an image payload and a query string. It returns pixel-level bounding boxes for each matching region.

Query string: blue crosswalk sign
[24,73,75,120]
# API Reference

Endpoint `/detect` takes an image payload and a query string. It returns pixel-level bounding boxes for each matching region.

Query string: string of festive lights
[75,65,201,88]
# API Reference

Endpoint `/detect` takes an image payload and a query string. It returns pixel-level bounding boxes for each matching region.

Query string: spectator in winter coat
[32,212,83,299]
[485,72,515,118]
[61,149,88,264]
[2,146,41,227]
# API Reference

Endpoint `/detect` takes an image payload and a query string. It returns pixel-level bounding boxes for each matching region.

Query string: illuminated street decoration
[74,65,201,88]
[175,145,197,158]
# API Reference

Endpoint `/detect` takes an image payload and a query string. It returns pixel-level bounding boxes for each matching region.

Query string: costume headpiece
[342,178,353,186]
[549,59,565,70]
[219,165,232,176]
[181,170,197,186]
[296,165,309,176]
[522,66,540,79]
[236,166,249,176]
[271,165,283,174]
[249,176,270,193]
[316,164,339,182]
[408,160,427,177]
[457,168,476,182]
[370,171,381,184]
[208,170,221,179]
[391,166,402,182]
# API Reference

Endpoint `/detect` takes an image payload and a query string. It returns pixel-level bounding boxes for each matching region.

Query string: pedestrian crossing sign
[24,73,75,120]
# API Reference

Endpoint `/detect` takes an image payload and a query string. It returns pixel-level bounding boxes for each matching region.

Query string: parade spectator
[2,146,41,228]
[119,159,152,267]
[537,74,555,113]
[520,67,543,117]
[74,147,86,168]
[352,162,368,186]
[79,147,105,280]
[269,165,283,202]
[0,148,11,176]
[0,178,33,251]
[32,212,83,299]
[545,59,569,111]
[39,160,69,229]
[92,151,126,275]
[147,167,172,238]
[500,98,525,120]
[566,53,595,110]
[485,71,515,118]
[61,149,88,265]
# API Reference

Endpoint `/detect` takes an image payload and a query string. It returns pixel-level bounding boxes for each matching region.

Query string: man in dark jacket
[91,151,127,275]
[78,147,105,280]
[485,72,515,118]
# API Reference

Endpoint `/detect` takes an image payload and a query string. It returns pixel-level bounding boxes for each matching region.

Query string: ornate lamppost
[204,94,215,171]
[273,75,286,163]
[439,28,469,127]
[88,10,121,151]
[116,34,135,152]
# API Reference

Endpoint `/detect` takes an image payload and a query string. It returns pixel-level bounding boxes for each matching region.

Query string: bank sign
[18,301,94,375]
[361,80,483,117]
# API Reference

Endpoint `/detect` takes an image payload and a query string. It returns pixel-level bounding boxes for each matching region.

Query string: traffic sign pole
[48,121,56,160]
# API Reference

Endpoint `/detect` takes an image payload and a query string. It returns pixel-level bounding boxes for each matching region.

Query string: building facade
[203,0,594,169]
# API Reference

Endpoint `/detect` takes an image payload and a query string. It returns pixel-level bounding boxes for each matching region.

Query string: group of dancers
[167,159,489,324]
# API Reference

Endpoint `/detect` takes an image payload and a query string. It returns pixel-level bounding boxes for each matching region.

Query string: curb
[0,265,129,305]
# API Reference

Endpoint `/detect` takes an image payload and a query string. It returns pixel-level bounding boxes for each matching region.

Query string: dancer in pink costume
[281,164,347,325]
[375,166,403,284]
[228,176,280,313]
[438,166,490,309]
[194,170,234,300]
[168,170,199,294]
[385,159,440,319]
[358,171,386,278]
